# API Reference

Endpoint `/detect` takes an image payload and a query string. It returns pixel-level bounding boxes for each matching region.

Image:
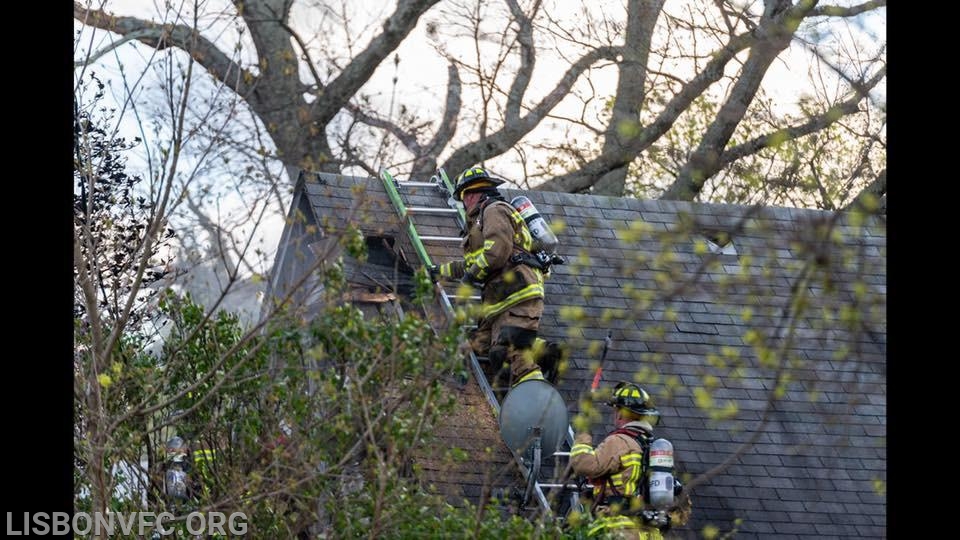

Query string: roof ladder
[379,167,582,520]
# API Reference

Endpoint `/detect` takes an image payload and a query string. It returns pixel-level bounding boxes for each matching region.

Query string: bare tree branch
[593,0,665,196]
[809,0,886,17]
[718,65,885,166]
[74,2,258,97]
[503,0,540,123]
[309,0,442,127]
[417,62,462,176]
[662,0,819,200]
[443,45,622,177]
[535,25,761,193]
[74,29,156,68]
[843,167,886,213]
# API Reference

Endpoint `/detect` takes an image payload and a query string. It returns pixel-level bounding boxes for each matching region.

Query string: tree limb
[416,63,462,177]
[662,0,818,200]
[843,168,886,213]
[74,2,257,97]
[593,0,665,196]
[535,25,762,193]
[309,0,442,127]
[74,29,156,68]
[443,45,621,177]
[809,0,886,17]
[719,66,886,166]
[503,0,540,123]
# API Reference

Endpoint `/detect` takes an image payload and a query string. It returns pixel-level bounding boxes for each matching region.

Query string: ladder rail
[379,168,577,517]
[381,170,434,266]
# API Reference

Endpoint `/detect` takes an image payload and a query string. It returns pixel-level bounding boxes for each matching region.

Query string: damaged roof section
[266,171,886,539]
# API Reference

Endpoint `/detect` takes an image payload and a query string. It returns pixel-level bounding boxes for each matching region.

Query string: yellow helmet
[608,381,660,423]
[452,166,504,201]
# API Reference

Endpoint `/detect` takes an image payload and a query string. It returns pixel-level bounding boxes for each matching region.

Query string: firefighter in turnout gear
[570,382,691,539]
[429,166,562,391]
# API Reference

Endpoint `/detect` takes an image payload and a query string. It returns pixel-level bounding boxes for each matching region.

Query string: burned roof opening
[345,234,417,296]
[364,235,406,270]
[699,229,738,256]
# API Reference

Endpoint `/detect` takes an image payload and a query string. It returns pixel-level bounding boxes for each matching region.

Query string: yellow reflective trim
[587,515,638,537]
[516,369,543,384]
[480,283,544,318]
[465,241,495,272]
[571,444,594,457]
[476,252,489,271]
[193,449,216,461]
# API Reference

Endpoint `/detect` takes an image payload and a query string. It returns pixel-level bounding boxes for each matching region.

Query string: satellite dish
[499,379,569,458]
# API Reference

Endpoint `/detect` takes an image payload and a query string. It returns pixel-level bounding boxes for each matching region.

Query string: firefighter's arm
[437,260,466,280]
[569,432,624,478]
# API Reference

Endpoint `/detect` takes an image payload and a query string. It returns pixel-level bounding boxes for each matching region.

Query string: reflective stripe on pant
[587,515,663,540]
[470,299,543,383]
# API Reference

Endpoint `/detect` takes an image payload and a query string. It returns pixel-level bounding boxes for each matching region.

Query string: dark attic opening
[343,234,418,319]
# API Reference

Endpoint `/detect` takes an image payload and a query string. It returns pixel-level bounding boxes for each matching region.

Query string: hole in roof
[700,231,737,256]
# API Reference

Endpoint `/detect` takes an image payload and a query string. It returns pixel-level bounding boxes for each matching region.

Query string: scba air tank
[647,438,675,509]
[165,465,188,500]
[510,196,559,255]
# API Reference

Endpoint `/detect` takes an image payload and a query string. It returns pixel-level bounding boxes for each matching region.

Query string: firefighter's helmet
[608,381,660,423]
[452,166,504,201]
[165,436,189,463]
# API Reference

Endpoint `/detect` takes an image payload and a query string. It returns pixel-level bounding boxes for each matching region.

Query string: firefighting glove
[641,509,670,529]
[427,264,441,282]
[461,267,482,287]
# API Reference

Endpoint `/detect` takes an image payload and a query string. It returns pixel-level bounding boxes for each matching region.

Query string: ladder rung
[445,293,481,302]
[397,181,439,188]
[537,483,586,489]
[407,207,460,214]
[419,235,463,242]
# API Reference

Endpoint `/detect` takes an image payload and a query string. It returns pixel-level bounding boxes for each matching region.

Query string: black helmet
[608,381,660,423]
[452,166,504,201]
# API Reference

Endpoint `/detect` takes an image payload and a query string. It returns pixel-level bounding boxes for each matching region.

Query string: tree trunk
[592,0,664,196]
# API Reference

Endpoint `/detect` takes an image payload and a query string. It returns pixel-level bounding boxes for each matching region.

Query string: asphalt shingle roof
[266,172,886,539]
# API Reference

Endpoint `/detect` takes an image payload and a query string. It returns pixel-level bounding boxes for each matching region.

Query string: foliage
[75,282,574,537]
[73,73,176,330]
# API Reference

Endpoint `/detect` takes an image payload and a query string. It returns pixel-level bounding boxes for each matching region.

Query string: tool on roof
[591,330,614,393]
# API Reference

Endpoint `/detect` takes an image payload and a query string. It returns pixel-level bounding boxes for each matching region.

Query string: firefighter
[191,442,218,502]
[429,166,562,391]
[570,382,691,539]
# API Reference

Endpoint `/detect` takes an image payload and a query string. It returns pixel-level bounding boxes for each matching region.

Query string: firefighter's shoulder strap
[613,425,652,499]
[476,197,515,233]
